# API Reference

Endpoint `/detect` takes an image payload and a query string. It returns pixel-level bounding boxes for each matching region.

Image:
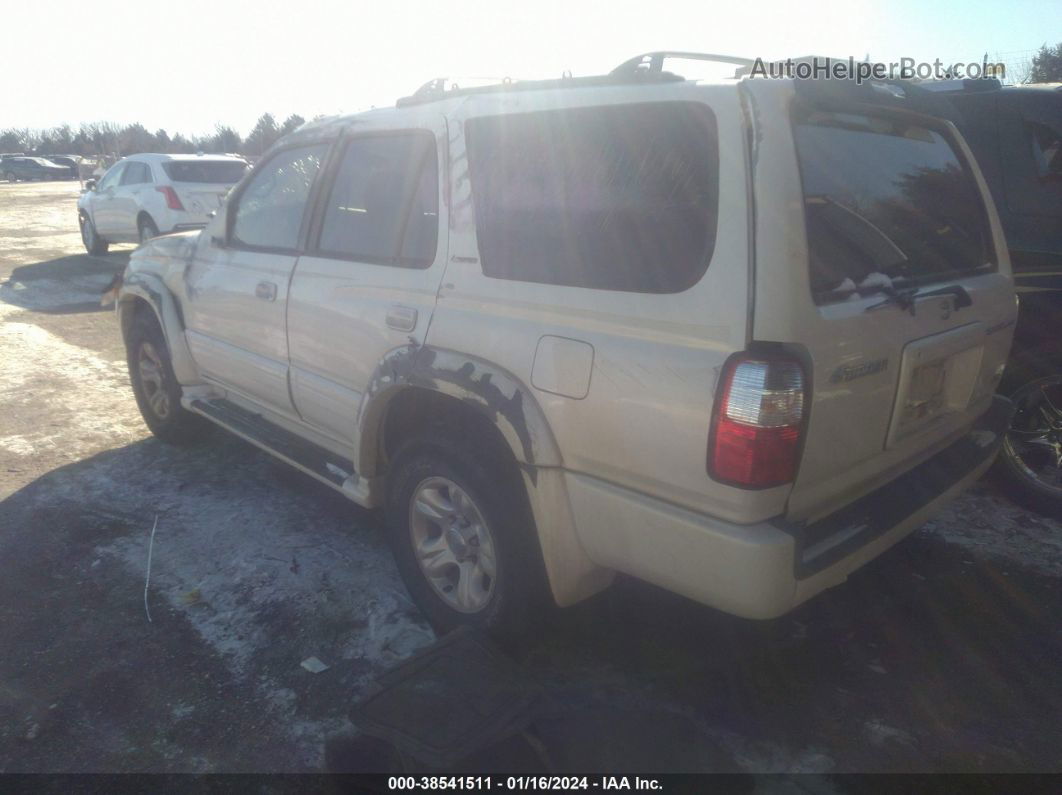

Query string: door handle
[255,281,277,302]
[386,305,418,332]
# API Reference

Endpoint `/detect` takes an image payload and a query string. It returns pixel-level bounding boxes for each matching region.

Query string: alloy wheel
[1003,376,1062,496]
[80,216,92,249]
[408,476,497,613]
[137,341,171,420]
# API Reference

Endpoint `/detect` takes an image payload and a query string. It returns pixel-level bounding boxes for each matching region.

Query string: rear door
[286,115,448,443]
[115,161,153,239]
[745,80,1017,523]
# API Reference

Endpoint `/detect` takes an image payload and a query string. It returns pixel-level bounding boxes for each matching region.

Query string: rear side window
[466,102,719,293]
[163,160,248,184]
[794,110,995,304]
[232,145,327,251]
[1028,121,1062,178]
[316,133,438,267]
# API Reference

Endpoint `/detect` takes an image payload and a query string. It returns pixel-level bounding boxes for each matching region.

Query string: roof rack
[917,78,1003,94]
[396,50,751,108]
[610,51,754,78]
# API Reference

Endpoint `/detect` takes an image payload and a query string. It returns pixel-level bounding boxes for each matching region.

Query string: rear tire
[385,426,550,639]
[138,216,160,244]
[127,311,209,444]
[991,355,1062,518]
[80,212,109,256]
[5,171,16,182]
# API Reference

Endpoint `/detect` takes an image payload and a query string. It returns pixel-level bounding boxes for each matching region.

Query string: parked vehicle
[3,156,70,182]
[928,79,1062,515]
[77,153,249,254]
[42,155,81,179]
[113,52,1017,635]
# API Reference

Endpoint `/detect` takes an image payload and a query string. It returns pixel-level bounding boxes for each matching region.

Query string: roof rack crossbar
[395,51,751,108]
[610,51,755,77]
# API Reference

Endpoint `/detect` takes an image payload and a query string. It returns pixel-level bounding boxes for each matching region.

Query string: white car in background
[77,153,249,254]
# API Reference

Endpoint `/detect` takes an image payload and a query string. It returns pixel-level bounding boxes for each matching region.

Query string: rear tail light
[156,185,184,211]
[708,355,807,488]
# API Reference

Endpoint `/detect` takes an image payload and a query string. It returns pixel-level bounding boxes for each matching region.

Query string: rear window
[793,110,995,304]
[162,160,248,184]
[466,102,719,293]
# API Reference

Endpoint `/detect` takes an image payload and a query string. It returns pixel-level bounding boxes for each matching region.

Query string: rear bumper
[567,395,1013,618]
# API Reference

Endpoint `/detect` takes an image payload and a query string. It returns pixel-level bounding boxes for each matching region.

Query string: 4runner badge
[830,358,889,384]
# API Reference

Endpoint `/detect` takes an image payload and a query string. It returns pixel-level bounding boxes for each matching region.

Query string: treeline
[0,113,308,158]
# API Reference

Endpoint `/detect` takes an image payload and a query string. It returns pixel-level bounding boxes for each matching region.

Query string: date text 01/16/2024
[387,777,663,791]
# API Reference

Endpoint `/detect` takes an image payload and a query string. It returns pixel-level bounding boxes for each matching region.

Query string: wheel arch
[136,210,157,231]
[361,347,611,608]
[355,345,563,480]
[117,273,201,385]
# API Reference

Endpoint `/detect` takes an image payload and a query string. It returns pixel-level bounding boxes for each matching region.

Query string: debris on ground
[300,656,330,674]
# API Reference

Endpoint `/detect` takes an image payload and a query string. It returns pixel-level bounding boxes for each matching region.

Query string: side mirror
[207,204,228,247]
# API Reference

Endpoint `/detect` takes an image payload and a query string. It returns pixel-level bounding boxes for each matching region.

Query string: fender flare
[355,344,563,478]
[117,272,201,385]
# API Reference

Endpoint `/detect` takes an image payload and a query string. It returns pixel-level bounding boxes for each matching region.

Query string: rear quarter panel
[428,83,786,524]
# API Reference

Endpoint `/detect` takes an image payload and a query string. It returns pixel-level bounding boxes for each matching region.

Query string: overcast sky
[2,0,1058,137]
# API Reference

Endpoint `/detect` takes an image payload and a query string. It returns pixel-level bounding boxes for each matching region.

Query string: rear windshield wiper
[866,283,973,315]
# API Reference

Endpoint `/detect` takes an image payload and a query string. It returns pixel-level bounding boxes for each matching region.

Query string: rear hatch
[161,159,248,216]
[744,79,1017,523]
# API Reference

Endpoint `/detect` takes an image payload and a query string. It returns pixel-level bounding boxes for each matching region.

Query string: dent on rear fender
[357,344,562,478]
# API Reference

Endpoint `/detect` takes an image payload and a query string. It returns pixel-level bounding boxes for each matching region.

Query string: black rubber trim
[775,395,1014,579]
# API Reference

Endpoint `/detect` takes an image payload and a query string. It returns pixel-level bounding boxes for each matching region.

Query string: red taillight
[708,355,806,488]
[156,185,184,211]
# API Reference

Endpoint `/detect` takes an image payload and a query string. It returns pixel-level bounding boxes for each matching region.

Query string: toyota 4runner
[114,53,1018,634]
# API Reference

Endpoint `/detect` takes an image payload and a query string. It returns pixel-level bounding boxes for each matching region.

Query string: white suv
[113,53,1018,635]
[78,153,248,254]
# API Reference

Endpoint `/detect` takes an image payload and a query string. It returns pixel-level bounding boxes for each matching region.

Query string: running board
[187,397,375,507]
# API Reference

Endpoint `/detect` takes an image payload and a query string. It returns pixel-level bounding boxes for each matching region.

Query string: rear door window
[793,110,995,304]
[315,133,438,267]
[465,102,719,293]
[1028,121,1062,179]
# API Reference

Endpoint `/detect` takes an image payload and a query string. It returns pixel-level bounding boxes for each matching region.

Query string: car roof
[121,152,247,163]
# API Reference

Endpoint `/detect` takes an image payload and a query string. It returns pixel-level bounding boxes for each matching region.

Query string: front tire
[80,212,109,255]
[992,356,1062,518]
[127,311,209,444]
[386,429,549,638]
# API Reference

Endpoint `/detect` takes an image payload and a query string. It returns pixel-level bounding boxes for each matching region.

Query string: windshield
[162,160,248,184]
[793,110,995,304]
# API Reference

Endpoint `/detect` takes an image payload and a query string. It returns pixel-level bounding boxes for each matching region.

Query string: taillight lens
[156,185,184,211]
[708,356,806,488]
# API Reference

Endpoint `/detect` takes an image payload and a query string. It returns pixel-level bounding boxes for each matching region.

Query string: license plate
[900,359,949,426]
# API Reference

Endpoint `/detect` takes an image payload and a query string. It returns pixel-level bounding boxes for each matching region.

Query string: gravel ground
[1,180,1060,774]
